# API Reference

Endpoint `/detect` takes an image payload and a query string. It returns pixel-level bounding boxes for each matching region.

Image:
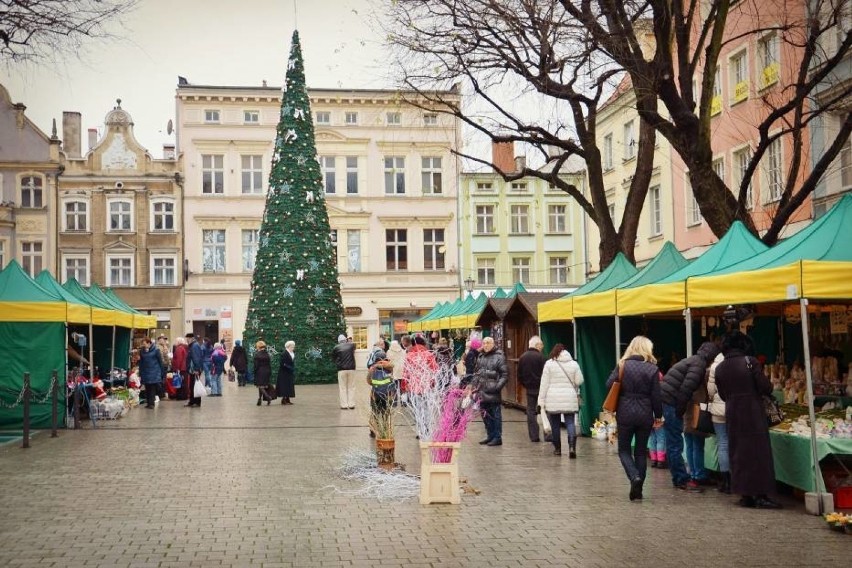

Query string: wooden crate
[419,442,461,505]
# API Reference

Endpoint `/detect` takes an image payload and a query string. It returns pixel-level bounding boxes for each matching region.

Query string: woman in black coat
[606,335,663,501]
[138,337,164,409]
[276,340,296,405]
[253,341,273,406]
[715,331,781,509]
[229,340,249,386]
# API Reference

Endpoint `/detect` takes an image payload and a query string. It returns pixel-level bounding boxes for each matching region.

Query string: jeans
[202,361,212,386]
[547,412,576,453]
[209,371,222,396]
[617,422,652,482]
[526,393,541,441]
[648,427,666,459]
[481,402,502,441]
[713,422,730,472]
[663,403,689,486]
[684,433,707,481]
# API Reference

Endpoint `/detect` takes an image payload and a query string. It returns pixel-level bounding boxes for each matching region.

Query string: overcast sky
[3,0,390,155]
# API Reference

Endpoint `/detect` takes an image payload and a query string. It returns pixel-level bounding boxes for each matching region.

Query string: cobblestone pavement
[0,380,847,567]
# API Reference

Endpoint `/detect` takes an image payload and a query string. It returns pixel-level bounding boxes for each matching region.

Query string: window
[547,204,567,233]
[421,157,442,194]
[151,199,174,231]
[734,147,754,208]
[623,120,636,160]
[386,112,401,125]
[648,185,662,236]
[202,154,224,194]
[550,257,568,285]
[107,254,133,286]
[151,255,176,286]
[351,327,368,350]
[712,157,725,185]
[477,258,495,285]
[512,257,531,284]
[603,134,613,170]
[241,155,263,194]
[316,111,330,124]
[510,204,530,234]
[730,51,749,103]
[241,229,259,272]
[346,156,358,194]
[108,199,133,231]
[384,156,405,194]
[475,205,495,234]
[758,34,779,88]
[20,176,43,208]
[243,110,259,124]
[202,229,226,273]
[345,111,358,125]
[840,135,851,189]
[686,176,703,226]
[21,241,42,277]
[475,182,493,192]
[385,229,407,271]
[765,138,783,202]
[510,182,528,192]
[64,200,88,232]
[711,67,723,116]
[321,156,336,194]
[423,228,445,271]
[423,113,438,126]
[63,255,89,286]
[347,229,361,272]
[204,109,220,123]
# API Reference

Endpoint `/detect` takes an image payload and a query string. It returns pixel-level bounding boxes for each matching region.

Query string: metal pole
[21,373,30,449]
[614,315,621,361]
[799,298,823,513]
[110,325,116,371]
[73,385,81,430]
[684,308,693,356]
[51,370,58,438]
[88,321,95,378]
[572,319,578,363]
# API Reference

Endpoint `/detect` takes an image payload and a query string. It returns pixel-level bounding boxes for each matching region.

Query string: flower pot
[419,441,461,505]
[376,438,395,470]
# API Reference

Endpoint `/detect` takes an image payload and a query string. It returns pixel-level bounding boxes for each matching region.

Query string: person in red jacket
[171,337,188,401]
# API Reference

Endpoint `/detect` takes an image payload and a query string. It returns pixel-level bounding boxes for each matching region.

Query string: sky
[2,0,391,155]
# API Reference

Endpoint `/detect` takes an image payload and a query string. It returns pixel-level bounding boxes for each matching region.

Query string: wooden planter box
[419,441,461,505]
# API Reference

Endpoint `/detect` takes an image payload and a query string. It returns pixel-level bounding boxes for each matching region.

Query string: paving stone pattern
[0,381,847,567]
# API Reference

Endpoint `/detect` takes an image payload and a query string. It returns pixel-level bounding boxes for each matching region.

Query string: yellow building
[460,142,586,292]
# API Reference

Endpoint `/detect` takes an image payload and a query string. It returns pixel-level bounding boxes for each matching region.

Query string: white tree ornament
[284,129,297,143]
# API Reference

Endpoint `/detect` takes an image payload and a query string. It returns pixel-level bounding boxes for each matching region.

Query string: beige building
[176,83,462,350]
[460,142,587,292]
[58,101,184,335]
[0,84,62,275]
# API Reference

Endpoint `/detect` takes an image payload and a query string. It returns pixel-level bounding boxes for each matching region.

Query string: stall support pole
[21,373,30,449]
[684,308,693,356]
[50,370,58,438]
[572,320,578,364]
[614,315,621,361]
[88,322,94,377]
[799,298,825,514]
[110,325,116,372]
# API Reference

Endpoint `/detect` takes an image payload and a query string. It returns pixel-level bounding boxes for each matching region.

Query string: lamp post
[464,276,475,298]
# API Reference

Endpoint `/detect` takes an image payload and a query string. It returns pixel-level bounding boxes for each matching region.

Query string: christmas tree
[243,30,346,384]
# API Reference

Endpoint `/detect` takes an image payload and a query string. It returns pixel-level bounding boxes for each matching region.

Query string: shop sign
[830,305,847,335]
[203,308,218,318]
[344,306,362,316]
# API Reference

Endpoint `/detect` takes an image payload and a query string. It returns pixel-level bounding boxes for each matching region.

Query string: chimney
[492,141,515,173]
[514,155,526,172]
[163,144,176,160]
[87,128,98,151]
[62,111,82,157]
[13,103,27,129]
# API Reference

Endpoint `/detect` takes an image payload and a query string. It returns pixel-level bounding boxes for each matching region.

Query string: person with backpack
[367,349,394,438]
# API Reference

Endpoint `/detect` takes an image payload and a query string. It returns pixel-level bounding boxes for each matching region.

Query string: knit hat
[235,340,241,346]
[337,334,347,343]
[470,337,482,350]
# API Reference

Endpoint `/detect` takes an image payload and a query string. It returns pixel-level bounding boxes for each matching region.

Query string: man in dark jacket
[473,336,508,446]
[186,334,204,407]
[332,334,357,409]
[229,340,249,386]
[518,335,546,442]
[660,341,720,491]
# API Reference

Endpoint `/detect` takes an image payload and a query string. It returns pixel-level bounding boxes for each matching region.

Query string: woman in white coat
[538,343,584,457]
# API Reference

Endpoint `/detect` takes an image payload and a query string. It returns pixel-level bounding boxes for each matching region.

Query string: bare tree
[560,0,852,244]
[0,0,137,63]
[383,0,658,269]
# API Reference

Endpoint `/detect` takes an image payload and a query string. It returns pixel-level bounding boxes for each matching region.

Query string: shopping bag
[541,406,552,435]
[602,363,624,413]
[193,376,207,398]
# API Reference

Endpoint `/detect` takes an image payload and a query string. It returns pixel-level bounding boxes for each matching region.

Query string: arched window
[20,175,44,208]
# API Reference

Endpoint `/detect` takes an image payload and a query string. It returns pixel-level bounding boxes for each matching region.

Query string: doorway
[193,320,220,344]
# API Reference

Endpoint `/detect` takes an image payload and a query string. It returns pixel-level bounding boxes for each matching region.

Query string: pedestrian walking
[538,343,583,457]
[605,335,663,501]
[201,337,213,388]
[139,337,164,409]
[518,335,546,443]
[229,339,248,386]
[387,340,405,399]
[253,341,273,406]
[472,336,508,446]
[185,334,204,408]
[277,340,296,405]
[332,334,357,409]
[209,342,226,396]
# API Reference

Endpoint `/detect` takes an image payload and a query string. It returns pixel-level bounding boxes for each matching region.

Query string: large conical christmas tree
[244,30,345,384]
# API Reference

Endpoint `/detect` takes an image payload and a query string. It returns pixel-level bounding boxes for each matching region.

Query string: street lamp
[464,276,475,296]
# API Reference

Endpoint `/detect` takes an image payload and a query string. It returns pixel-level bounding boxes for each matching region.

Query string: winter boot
[568,437,577,459]
[718,471,732,494]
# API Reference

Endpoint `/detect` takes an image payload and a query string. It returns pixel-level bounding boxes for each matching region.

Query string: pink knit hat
[470,337,482,350]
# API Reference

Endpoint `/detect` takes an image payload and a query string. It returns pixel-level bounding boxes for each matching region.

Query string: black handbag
[763,395,785,427]
[695,403,715,435]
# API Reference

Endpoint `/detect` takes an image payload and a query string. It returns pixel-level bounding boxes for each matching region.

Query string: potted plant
[371,398,396,470]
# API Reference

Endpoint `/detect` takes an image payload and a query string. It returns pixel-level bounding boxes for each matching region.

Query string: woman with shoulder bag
[537,343,584,458]
[605,335,663,501]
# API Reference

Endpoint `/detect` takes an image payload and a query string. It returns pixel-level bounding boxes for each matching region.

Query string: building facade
[0,84,62,276]
[58,101,184,335]
[460,142,586,292]
[177,83,461,350]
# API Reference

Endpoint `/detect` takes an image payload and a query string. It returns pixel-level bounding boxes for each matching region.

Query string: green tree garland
[243,30,345,384]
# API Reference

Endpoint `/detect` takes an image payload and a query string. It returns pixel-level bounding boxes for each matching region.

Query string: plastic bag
[541,406,551,435]
[193,377,207,398]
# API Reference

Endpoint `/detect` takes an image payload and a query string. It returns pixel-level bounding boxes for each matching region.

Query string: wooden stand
[419,442,461,505]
